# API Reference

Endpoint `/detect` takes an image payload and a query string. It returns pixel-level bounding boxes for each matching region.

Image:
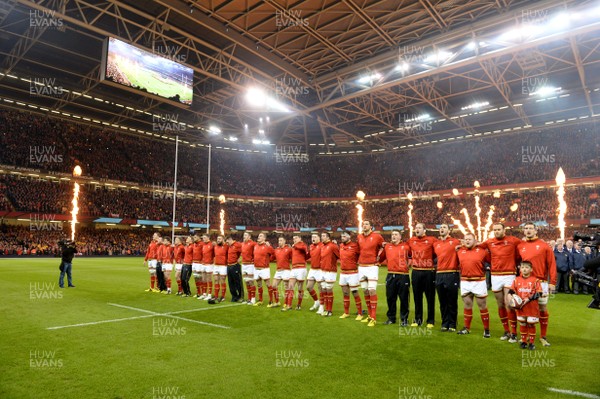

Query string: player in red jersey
[181,236,194,297]
[477,223,522,342]
[191,234,204,298]
[201,234,215,301]
[271,237,292,309]
[379,229,411,326]
[210,235,229,303]
[433,224,460,332]
[226,236,243,302]
[457,233,491,337]
[319,232,340,317]
[338,231,364,320]
[407,223,438,328]
[516,222,557,347]
[508,261,543,350]
[241,232,257,305]
[174,237,185,295]
[144,232,161,292]
[306,233,323,313]
[357,220,384,327]
[161,237,174,294]
[286,235,308,311]
[253,233,275,306]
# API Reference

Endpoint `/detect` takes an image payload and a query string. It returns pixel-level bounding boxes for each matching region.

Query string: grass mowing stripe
[547,388,600,398]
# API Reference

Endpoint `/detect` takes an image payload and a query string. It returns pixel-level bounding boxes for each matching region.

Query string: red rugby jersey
[309,242,322,269]
[201,242,214,264]
[511,275,542,317]
[457,246,490,281]
[340,241,359,274]
[192,241,203,262]
[213,243,228,266]
[478,235,521,275]
[241,240,255,264]
[434,237,459,272]
[254,242,275,268]
[516,238,557,285]
[379,242,411,274]
[227,241,242,265]
[174,244,185,264]
[292,241,308,268]
[320,241,340,272]
[183,244,194,264]
[408,235,437,270]
[357,232,384,265]
[274,246,292,271]
[145,241,158,261]
[162,245,174,263]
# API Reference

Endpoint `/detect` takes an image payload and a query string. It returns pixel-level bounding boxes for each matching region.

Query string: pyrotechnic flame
[483,205,495,240]
[493,190,501,198]
[407,192,414,201]
[408,203,414,238]
[451,217,468,237]
[218,194,226,204]
[556,168,567,240]
[474,192,482,242]
[356,204,364,234]
[510,203,519,212]
[219,209,225,235]
[356,190,365,201]
[460,208,476,235]
[70,166,81,241]
[474,181,480,188]
[436,201,443,209]
[452,188,459,196]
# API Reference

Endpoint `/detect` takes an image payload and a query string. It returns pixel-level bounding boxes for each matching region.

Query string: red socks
[540,310,549,337]
[498,307,508,333]
[508,308,517,335]
[527,324,536,343]
[309,289,318,301]
[150,275,156,288]
[369,294,377,320]
[480,308,490,330]
[297,290,303,307]
[354,294,363,314]
[343,294,350,314]
[464,308,473,330]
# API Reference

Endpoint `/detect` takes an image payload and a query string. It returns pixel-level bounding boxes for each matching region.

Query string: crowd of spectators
[1,109,599,197]
[0,224,149,256]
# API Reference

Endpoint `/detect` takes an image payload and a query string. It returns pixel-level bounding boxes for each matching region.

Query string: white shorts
[175,264,182,271]
[254,267,271,281]
[339,273,359,287]
[460,280,488,297]
[323,271,337,283]
[517,316,539,323]
[148,259,157,269]
[213,265,227,276]
[491,275,516,292]
[290,268,307,281]
[192,263,202,273]
[242,264,255,276]
[273,270,291,281]
[307,268,323,282]
[358,265,379,281]
[202,264,213,273]
[162,263,173,271]
[539,282,549,305]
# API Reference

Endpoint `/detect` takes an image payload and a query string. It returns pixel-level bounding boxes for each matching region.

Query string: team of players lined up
[143,220,556,349]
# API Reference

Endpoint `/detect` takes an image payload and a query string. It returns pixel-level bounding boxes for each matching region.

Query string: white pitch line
[108,303,232,329]
[548,388,600,399]
[47,303,239,330]
[46,314,156,330]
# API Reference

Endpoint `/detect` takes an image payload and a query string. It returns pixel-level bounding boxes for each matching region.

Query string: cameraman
[58,240,77,288]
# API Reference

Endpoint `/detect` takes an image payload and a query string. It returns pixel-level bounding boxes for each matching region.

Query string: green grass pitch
[1,257,599,399]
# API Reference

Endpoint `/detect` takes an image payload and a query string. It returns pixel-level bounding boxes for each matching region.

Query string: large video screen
[103,37,193,105]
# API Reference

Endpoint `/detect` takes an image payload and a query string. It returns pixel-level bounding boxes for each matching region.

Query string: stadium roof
[0,0,599,155]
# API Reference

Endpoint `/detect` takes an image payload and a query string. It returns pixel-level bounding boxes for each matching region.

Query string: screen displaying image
[104,37,193,105]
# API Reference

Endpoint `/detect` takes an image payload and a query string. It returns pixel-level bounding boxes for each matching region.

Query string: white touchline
[547,388,600,399]
[46,303,242,330]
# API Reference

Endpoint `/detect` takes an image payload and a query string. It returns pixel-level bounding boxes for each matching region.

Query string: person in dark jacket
[554,240,571,293]
[58,240,77,288]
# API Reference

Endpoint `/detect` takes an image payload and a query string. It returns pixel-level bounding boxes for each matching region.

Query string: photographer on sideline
[58,240,77,288]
